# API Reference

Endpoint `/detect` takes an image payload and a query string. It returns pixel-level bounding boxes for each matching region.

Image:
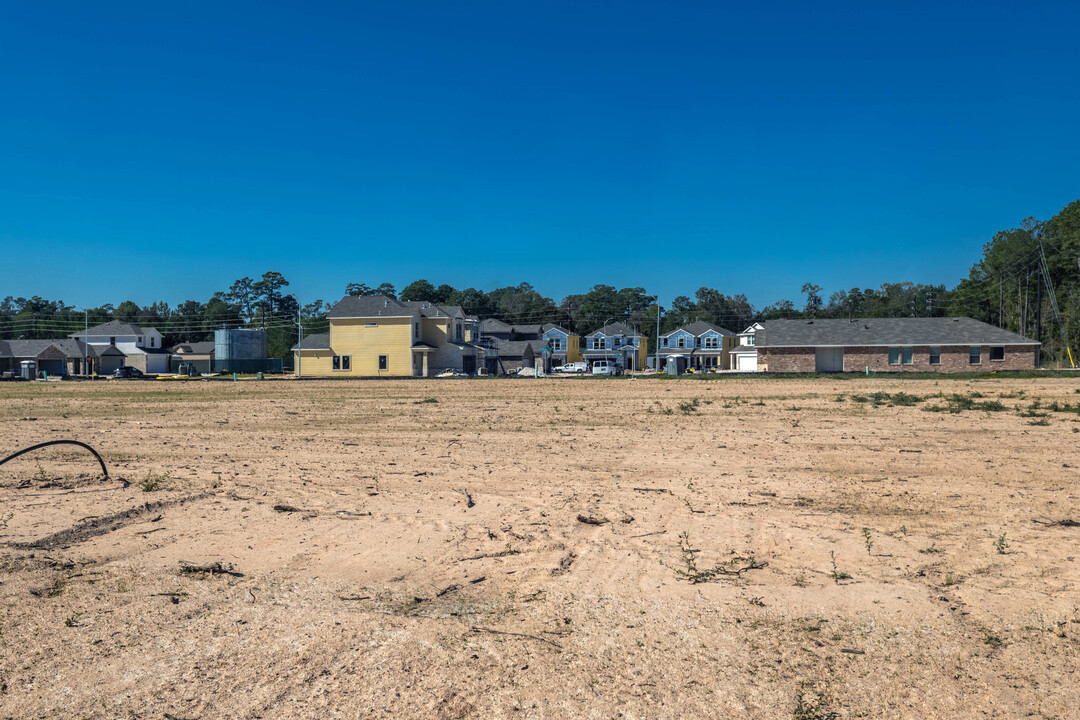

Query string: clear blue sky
[2,1,1078,310]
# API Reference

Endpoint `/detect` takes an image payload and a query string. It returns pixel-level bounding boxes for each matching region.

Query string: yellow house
[292,296,477,377]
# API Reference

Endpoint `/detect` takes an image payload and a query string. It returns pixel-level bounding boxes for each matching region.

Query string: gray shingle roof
[292,333,330,351]
[588,322,640,337]
[541,322,574,336]
[0,338,120,359]
[68,320,147,338]
[170,341,215,354]
[326,296,417,319]
[661,321,735,338]
[758,317,1039,348]
[480,318,513,334]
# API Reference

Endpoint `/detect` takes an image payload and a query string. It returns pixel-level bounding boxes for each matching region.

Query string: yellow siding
[567,336,582,362]
[421,317,449,347]
[294,350,334,376]
[329,317,414,376]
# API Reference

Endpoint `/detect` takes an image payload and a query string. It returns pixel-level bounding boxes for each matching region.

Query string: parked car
[592,360,615,376]
[556,362,587,374]
[113,366,145,379]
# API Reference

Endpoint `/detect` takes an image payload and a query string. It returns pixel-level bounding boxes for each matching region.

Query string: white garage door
[815,347,844,373]
[737,354,757,372]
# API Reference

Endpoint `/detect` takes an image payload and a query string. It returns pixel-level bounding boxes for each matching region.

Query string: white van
[592,360,615,376]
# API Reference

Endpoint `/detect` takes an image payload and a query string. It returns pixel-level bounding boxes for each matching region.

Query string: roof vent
[807,320,813,324]
[864,324,870,329]
[384,299,389,307]
[953,318,959,322]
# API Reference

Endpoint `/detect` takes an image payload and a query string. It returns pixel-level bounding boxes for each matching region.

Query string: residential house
[755,317,1039,373]
[170,340,215,373]
[68,320,170,374]
[0,339,125,378]
[657,321,738,373]
[473,319,538,374]
[581,322,649,372]
[539,323,582,371]
[290,296,477,377]
[730,322,763,372]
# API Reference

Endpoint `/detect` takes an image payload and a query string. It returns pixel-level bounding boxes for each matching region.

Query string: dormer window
[677,336,685,348]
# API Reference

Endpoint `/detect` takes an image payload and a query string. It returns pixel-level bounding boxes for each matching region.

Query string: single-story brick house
[756,317,1039,373]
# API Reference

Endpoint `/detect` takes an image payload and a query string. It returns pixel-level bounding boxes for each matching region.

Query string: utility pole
[1035,269,1042,367]
[655,304,662,372]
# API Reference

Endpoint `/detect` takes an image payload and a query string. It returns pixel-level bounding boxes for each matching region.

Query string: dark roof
[68,320,149,338]
[489,339,536,358]
[327,296,418,319]
[291,333,331,351]
[400,301,465,319]
[480,318,513,334]
[588,322,640,337]
[541,323,574,336]
[662,321,735,338]
[171,341,215,354]
[0,338,123,359]
[758,317,1040,348]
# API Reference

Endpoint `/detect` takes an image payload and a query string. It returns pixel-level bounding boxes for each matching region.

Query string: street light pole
[655,304,661,372]
[288,294,303,378]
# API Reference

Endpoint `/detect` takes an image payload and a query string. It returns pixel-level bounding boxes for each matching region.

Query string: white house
[69,320,170,374]
[730,322,763,372]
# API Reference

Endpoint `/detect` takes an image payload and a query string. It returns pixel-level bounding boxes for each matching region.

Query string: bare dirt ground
[1,375,1079,719]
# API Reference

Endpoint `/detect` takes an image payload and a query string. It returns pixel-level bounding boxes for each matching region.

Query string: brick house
[756,317,1038,373]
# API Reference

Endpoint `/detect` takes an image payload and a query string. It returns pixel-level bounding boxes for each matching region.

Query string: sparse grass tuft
[137,471,170,492]
[829,551,852,584]
[994,533,1010,555]
[416,397,439,404]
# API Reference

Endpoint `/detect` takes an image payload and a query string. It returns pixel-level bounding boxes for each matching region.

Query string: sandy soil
[1,375,1079,719]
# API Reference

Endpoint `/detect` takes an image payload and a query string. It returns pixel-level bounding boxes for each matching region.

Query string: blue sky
[2,1,1078,311]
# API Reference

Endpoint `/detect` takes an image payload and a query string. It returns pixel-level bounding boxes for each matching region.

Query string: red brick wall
[759,344,1036,373]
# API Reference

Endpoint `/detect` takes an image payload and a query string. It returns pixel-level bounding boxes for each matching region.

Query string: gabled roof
[291,333,331,351]
[171,341,215,354]
[68,320,151,338]
[480,318,513,334]
[587,322,640,337]
[739,322,764,335]
[757,317,1040,348]
[0,338,122,359]
[541,322,575,336]
[661,321,735,338]
[326,296,418,319]
[489,339,536,358]
[400,301,465,319]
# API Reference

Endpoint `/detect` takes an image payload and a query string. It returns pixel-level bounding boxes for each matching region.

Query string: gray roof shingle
[292,333,331,351]
[758,317,1039,348]
[68,320,149,338]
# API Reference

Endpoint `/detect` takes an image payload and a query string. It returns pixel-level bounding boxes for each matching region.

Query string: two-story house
[539,323,581,371]
[581,322,648,372]
[68,320,169,374]
[657,321,738,373]
[291,296,477,377]
[730,322,763,371]
[474,319,536,374]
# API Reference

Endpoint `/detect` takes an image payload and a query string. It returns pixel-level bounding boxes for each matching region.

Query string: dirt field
[1,375,1079,719]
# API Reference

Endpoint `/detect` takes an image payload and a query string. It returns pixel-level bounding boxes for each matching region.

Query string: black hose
[0,440,109,479]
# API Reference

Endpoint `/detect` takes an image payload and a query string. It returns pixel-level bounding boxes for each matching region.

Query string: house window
[110,337,116,346]
[551,338,562,350]
[677,337,685,348]
[929,347,941,365]
[704,336,718,349]
[414,323,419,337]
[365,322,377,327]
[888,347,900,365]
[902,347,913,364]
[456,323,463,342]
[150,337,155,348]
[662,338,668,347]
[747,336,755,345]
[379,354,388,371]
[332,355,351,371]
[969,347,981,364]
[990,346,1005,361]
[594,338,606,350]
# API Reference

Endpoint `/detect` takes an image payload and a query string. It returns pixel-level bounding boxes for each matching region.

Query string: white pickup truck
[555,362,587,374]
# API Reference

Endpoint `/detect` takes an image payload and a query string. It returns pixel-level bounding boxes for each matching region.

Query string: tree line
[3,199,1078,362]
